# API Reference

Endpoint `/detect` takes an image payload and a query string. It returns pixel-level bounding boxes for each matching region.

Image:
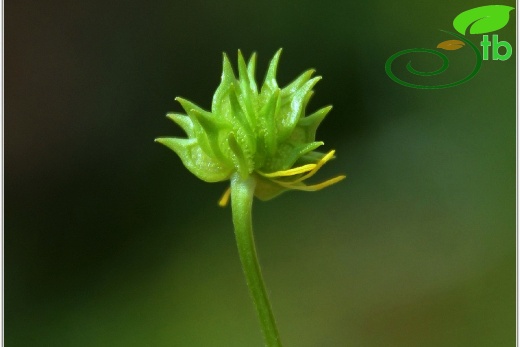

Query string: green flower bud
[156,49,345,204]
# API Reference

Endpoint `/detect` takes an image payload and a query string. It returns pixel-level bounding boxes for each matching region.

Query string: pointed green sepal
[155,137,232,182]
[297,105,332,142]
[175,97,216,157]
[258,88,280,156]
[237,50,251,91]
[222,53,236,82]
[228,83,256,140]
[262,48,282,92]
[212,54,236,115]
[176,97,208,116]
[166,113,195,138]
[282,69,315,98]
[277,76,322,140]
[247,53,258,94]
[237,50,256,127]
[190,109,232,164]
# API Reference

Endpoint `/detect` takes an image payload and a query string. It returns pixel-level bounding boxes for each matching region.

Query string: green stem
[230,173,283,347]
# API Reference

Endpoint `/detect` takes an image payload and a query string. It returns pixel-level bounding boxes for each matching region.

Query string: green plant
[156,49,345,347]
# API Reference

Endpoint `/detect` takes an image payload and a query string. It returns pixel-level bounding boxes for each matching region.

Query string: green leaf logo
[453,5,514,35]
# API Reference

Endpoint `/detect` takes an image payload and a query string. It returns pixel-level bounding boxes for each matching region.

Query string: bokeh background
[6,0,516,346]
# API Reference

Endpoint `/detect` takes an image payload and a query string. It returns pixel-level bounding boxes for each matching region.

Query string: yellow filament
[274,175,346,191]
[218,187,231,207]
[294,150,336,183]
[258,163,316,178]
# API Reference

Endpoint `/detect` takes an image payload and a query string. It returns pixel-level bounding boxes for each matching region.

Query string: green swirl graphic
[385,31,482,89]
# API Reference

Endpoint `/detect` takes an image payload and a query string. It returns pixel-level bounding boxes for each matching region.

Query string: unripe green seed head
[157,49,344,202]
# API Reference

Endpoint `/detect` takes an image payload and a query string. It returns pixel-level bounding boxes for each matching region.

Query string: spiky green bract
[156,49,333,200]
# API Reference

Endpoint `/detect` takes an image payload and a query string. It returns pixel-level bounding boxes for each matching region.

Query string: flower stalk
[230,173,282,347]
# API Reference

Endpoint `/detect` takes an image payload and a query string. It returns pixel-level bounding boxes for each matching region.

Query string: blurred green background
[6,0,515,346]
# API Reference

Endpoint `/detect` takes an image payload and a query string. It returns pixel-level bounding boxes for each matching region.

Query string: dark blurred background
[5,0,515,346]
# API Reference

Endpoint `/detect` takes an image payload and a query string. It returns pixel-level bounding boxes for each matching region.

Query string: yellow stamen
[258,163,316,178]
[274,175,346,191]
[218,187,231,207]
[294,149,336,183]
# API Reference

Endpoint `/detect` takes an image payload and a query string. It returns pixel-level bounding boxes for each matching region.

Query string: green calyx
[156,49,344,202]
